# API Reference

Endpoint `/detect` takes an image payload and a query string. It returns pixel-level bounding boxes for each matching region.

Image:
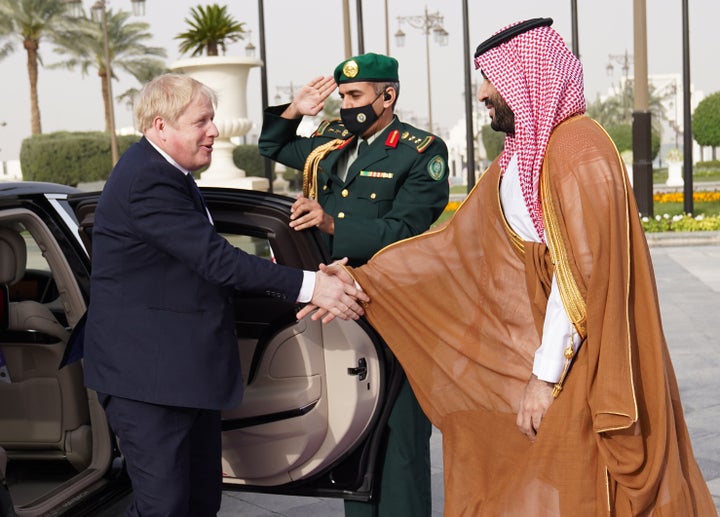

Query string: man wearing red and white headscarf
[331,17,717,516]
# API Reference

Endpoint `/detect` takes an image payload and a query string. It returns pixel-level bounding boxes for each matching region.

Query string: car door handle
[347,358,367,381]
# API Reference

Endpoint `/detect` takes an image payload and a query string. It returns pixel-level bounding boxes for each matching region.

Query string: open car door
[70,187,399,502]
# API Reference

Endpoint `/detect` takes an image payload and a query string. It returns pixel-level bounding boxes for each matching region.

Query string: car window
[23,231,52,273]
[8,228,58,307]
[220,233,275,263]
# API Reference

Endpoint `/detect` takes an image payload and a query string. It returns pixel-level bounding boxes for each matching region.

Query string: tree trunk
[99,68,111,133]
[24,39,42,134]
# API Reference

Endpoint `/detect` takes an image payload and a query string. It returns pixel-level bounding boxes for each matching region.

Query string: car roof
[0,181,81,197]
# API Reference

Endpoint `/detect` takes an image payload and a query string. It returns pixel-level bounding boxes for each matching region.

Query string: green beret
[334,53,399,84]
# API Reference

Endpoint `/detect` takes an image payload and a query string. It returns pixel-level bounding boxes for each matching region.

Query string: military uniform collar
[362,116,396,147]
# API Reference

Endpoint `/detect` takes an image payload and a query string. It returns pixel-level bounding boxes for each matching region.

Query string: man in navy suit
[83,73,368,517]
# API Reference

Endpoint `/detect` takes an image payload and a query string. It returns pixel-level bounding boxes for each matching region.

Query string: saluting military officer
[259,53,448,517]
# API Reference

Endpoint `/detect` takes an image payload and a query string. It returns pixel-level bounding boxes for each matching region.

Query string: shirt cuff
[297,270,316,303]
[532,276,581,383]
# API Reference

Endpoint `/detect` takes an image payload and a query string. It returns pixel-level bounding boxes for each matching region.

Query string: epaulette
[313,119,352,139]
[398,126,435,153]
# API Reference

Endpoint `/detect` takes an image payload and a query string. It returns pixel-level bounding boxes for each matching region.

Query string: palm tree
[51,9,167,133]
[0,0,74,134]
[587,84,667,159]
[0,11,12,54]
[587,82,668,135]
[175,4,245,57]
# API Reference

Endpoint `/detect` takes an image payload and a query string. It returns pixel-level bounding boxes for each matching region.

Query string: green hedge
[20,131,139,186]
[696,160,720,171]
[232,144,265,177]
[20,135,293,186]
[233,144,301,188]
[480,125,505,161]
[605,123,661,160]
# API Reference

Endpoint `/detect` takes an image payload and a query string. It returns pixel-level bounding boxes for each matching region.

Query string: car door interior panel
[215,218,384,486]
[221,316,383,484]
[0,207,114,514]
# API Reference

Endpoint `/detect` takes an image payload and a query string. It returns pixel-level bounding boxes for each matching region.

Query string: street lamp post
[632,0,653,218]
[461,0,475,191]
[606,50,633,120]
[681,0,693,215]
[62,0,146,166]
[395,7,447,133]
[244,30,256,58]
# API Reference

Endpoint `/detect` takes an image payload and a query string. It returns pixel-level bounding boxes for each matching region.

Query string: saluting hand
[282,76,337,119]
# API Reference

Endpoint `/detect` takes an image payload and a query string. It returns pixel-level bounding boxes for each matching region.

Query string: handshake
[299,258,368,323]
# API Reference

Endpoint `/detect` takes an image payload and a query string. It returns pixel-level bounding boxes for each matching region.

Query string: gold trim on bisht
[540,159,588,398]
[302,139,346,199]
[495,170,526,257]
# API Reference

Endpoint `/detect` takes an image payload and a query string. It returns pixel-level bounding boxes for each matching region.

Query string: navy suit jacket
[83,138,303,410]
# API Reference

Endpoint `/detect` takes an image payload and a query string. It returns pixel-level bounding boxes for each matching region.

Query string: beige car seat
[0,228,91,470]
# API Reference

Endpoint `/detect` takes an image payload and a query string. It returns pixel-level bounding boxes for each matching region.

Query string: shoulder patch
[314,120,331,136]
[426,154,447,181]
[314,119,351,139]
[399,128,435,153]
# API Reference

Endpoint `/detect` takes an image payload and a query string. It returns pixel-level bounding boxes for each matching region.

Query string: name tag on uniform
[359,171,394,179]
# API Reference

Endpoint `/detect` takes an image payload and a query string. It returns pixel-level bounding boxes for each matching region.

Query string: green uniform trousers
[344,377,432,517]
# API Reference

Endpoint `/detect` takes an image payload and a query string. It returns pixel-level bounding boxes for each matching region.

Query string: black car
[0,181,403,516]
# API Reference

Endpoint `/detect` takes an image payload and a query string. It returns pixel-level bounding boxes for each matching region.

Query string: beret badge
[343,60,359,79]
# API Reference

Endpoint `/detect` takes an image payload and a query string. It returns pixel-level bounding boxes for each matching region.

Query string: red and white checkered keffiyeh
[474,22,585,239]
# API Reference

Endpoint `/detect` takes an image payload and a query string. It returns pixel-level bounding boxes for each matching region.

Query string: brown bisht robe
[350,116,716,516]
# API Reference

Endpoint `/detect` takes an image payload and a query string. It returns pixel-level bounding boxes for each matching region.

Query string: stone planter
[666,160,684,187]
[272,163,289,194]
[171,56,269,190]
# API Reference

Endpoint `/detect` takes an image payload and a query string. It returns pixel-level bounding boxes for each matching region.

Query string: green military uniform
[259,114,448,266]
[258,53,448,516]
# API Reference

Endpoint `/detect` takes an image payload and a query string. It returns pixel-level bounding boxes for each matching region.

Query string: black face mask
[340,91,385,136]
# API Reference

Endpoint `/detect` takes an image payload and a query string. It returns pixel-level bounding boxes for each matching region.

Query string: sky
[1,0,718,162]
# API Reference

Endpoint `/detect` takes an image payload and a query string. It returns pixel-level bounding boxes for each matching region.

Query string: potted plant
[175,4,246,57]
[171,4,267,190]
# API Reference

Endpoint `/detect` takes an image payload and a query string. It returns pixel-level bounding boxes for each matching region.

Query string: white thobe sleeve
[532,277,582,383]
[500,154,580,384]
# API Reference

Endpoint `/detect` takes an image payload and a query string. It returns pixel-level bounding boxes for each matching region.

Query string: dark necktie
[340,139,370,182]
[185,173,212,222]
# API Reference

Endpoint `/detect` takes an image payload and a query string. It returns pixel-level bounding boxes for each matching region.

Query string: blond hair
[134,73,218,133]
